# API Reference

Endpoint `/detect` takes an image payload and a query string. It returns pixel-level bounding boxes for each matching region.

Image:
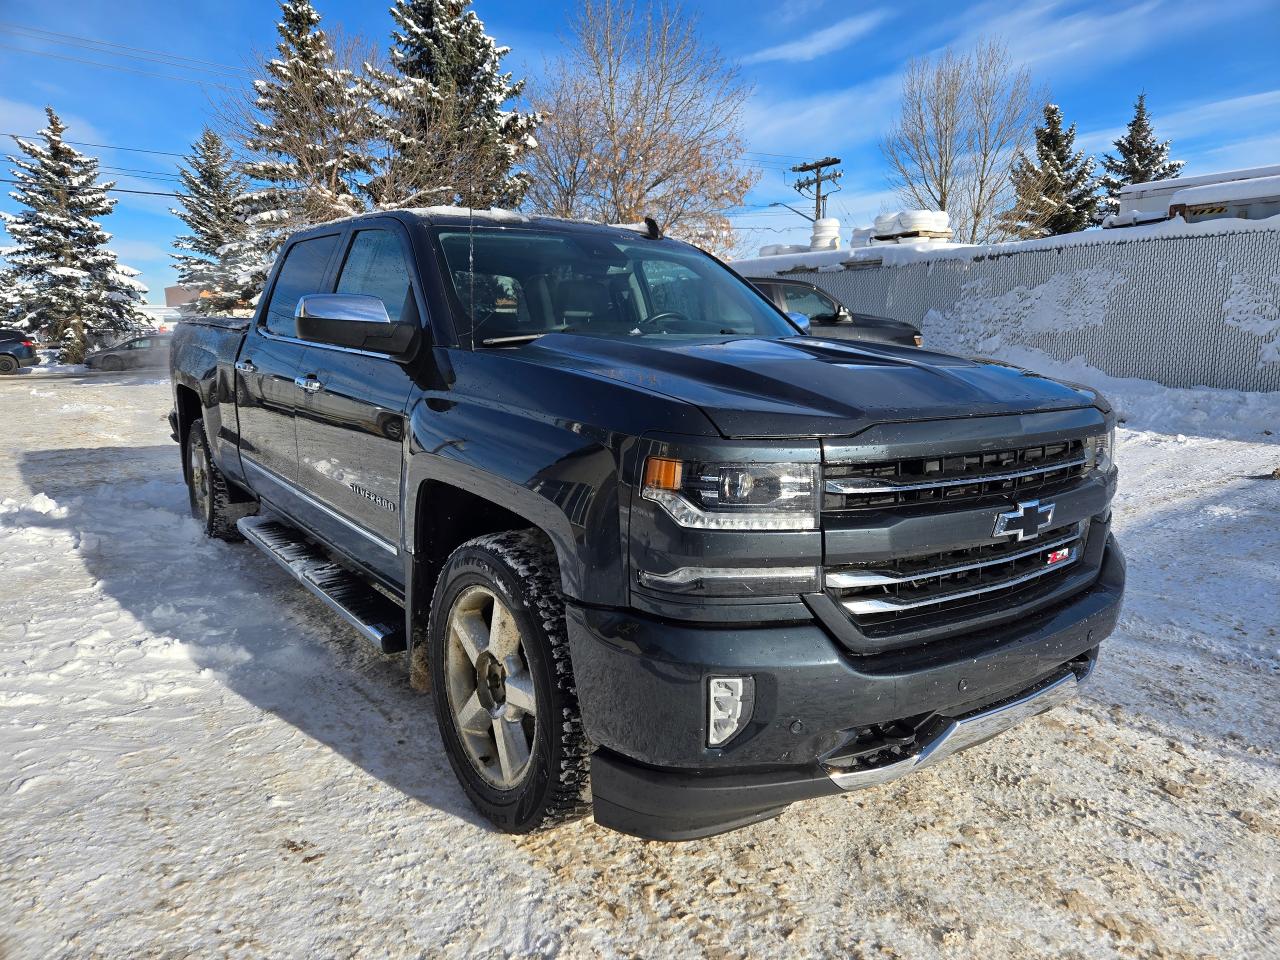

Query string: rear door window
[335,229,415,323]
[262,234,340,337]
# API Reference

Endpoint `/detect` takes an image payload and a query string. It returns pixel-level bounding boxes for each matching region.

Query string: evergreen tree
[1099,93,1185,218]
[172,128,253,315]
[365,0,538,208]
[233,0,374,294]
[0,267,29,325]
[0,107,146,361]
[1003,103,1100,238]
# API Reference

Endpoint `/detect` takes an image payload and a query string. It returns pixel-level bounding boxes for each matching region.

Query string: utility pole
[790,156,842,221]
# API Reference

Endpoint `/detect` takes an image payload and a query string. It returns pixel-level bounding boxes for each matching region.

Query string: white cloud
[741,71,903,155]
[742,10,892,65]
[0,96,105,146]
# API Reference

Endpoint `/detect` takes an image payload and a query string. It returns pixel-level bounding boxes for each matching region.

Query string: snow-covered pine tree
[232,0,374,297]
[172,128,253,315]
[1,107,146,361]
[1003,103,1100,238]
[365,0,538,209]
[1098,93,1185,219]
[0,268,28,325]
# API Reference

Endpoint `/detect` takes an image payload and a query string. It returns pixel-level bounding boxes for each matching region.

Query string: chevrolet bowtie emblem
[993,499,1055,541]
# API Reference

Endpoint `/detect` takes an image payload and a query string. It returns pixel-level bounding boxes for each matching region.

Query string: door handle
[235,359,256,373]
[294,375,322,393]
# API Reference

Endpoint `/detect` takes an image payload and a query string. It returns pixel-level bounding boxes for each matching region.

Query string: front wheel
[428,530,591,833]
[185,418,246,541]
[99,355,123,372]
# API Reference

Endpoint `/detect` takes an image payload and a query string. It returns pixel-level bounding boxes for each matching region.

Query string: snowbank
[980,345,1280,440]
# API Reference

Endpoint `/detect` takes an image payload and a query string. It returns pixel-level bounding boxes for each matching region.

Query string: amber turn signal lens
[644,456,683,491]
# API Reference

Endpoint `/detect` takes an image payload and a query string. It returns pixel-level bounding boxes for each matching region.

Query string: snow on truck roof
[401,207,657,236]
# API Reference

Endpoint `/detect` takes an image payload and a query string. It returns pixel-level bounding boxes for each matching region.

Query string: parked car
[749,276,923,347]
[170,210,1123,841]
[86,333,172,371]
[0,328,38,374]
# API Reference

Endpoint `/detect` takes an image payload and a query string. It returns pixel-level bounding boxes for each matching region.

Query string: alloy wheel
[443,585,538,789]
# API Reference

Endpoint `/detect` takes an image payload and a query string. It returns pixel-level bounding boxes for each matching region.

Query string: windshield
[434,227,797,346]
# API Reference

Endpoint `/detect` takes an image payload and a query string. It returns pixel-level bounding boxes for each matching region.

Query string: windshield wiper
[480,333,547,347]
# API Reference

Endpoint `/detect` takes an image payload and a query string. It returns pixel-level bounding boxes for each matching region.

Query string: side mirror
[295,294,417,355]
[786,311,812,336]
[836,306,852,322]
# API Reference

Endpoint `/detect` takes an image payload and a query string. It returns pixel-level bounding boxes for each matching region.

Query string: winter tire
[99,355,124,372]
[428,530,590,833]
[185,418,246,541]
[0,355,17,375]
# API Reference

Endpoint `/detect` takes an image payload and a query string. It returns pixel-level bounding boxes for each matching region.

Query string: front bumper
[570,536,1124,840]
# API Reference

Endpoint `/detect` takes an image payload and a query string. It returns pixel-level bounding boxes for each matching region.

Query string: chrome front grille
[825,439,1090,511]
[826,522,1087,631]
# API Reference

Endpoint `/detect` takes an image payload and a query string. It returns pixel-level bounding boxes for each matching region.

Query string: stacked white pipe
[872,210,952,243]
[809,217,842,251]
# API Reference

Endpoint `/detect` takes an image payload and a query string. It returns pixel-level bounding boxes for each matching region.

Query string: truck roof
[293,207,663,243]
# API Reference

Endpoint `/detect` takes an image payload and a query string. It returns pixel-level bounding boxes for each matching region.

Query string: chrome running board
[237,515,406,653]
[824,667,1087,791]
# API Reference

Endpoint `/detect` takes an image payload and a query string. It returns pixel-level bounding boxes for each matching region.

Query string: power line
[100,163,182,180]
[0,41,238,91]
[0,176,178,198]
[0,22,253,79]
[3,132,189,159]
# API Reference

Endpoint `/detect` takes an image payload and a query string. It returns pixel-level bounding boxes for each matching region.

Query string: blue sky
[1,0,1277,302]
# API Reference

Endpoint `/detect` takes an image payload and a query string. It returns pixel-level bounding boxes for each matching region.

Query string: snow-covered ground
[1,371,1278,959]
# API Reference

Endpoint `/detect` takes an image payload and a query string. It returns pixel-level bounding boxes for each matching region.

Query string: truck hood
[519,334,1099,438]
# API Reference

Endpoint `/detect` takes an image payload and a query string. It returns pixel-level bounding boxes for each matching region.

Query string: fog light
[708,676,755,747]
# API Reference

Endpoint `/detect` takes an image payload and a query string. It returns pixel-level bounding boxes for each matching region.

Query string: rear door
[293,223,420,583]
[236,231,340,487]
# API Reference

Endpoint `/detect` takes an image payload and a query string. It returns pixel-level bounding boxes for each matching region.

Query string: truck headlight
[642,457,819,530]
[1087,427,1116,473]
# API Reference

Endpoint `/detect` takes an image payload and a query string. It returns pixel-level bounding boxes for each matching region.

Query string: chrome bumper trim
[824,667,1085,791]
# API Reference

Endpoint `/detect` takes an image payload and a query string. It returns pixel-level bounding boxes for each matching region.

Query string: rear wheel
[428,530,590,833]
[0,355,17,375]
[185,418,245,541]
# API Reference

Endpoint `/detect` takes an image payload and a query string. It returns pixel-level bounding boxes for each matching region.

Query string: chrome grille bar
[839,546,1080,615]
[825,456,1088,496]
[825,529,1081,590]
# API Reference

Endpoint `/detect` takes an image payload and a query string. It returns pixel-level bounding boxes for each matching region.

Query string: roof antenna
[644,216,662,240]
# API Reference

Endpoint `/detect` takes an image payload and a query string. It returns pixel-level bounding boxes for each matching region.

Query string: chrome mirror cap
[295,293,392,324]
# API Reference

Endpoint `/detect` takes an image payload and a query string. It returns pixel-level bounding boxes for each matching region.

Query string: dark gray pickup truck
[169,209,1123,840]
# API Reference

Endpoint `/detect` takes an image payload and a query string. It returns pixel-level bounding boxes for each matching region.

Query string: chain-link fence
[744,224,1280,393]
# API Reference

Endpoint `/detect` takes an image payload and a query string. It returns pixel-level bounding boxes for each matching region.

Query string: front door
[294,226,420,584]
[236,232,340,487]
[294,226,419,586]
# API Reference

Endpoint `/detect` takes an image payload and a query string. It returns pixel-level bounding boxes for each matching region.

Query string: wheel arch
[404,477,571,669]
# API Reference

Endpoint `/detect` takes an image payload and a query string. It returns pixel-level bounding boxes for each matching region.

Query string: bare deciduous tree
[881,39,1042,244]
[525,0,757,255]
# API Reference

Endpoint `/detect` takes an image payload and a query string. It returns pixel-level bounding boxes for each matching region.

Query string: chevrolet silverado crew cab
[169,209,1123,840]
